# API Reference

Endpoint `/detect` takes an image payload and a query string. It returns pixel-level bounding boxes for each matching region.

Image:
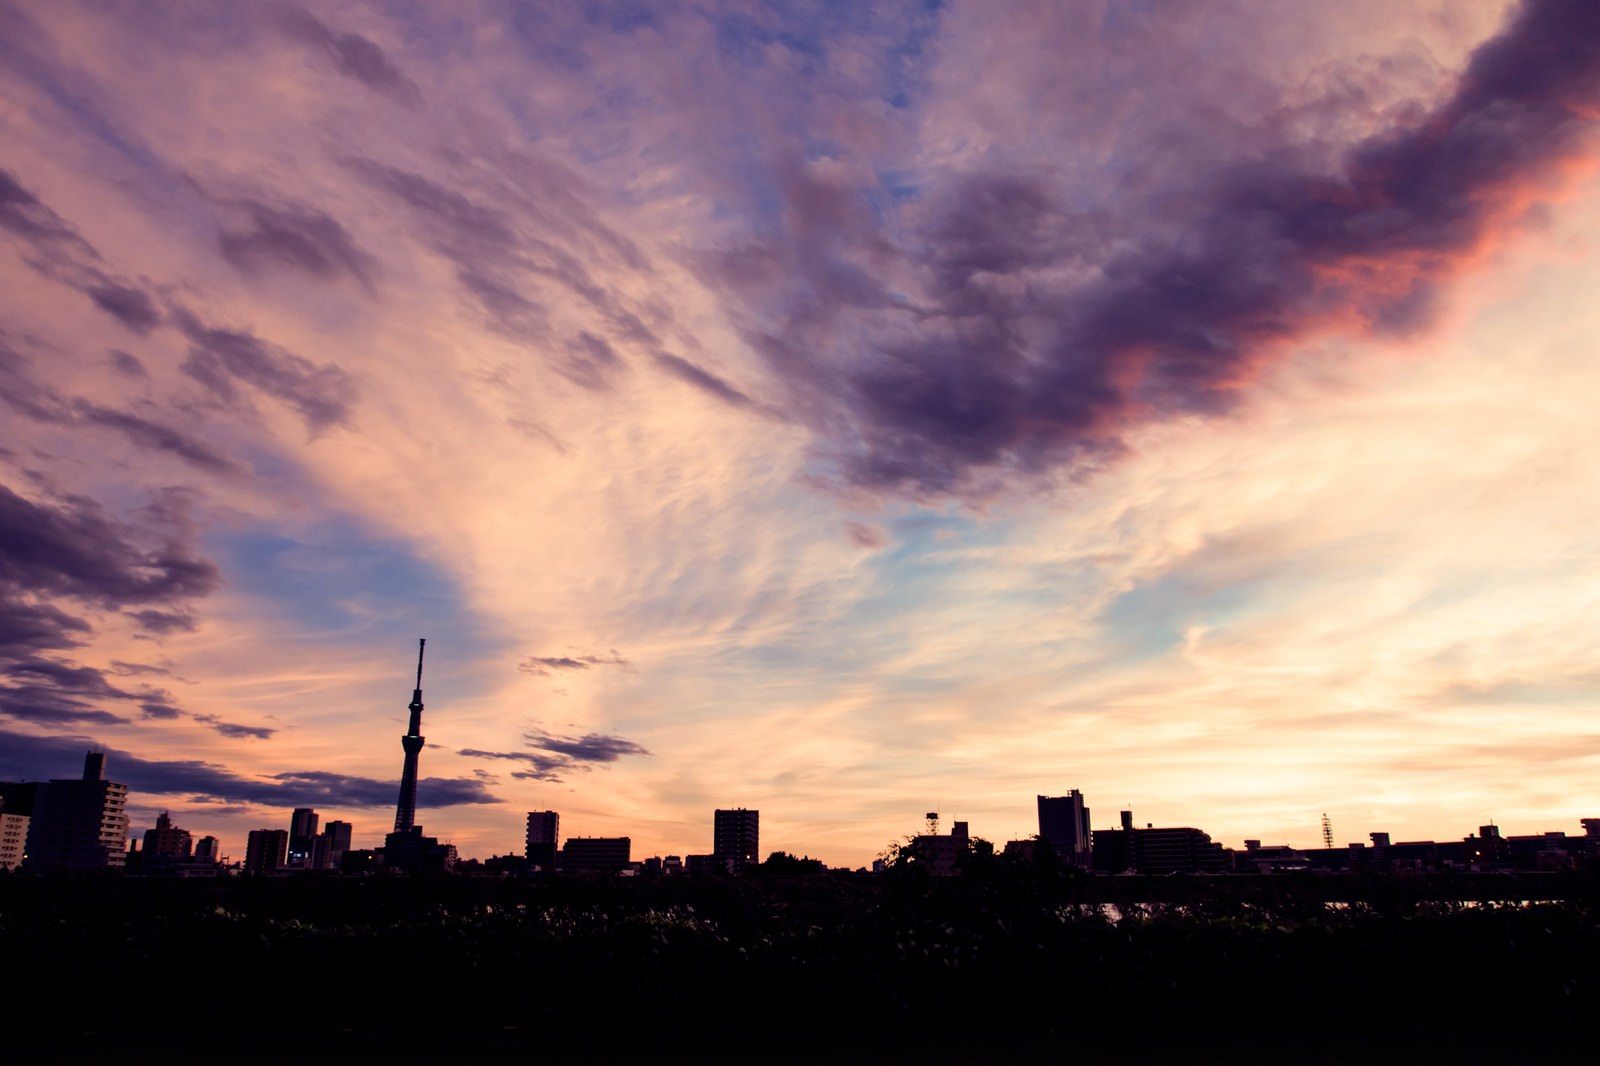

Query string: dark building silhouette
[141,811,193,871]
[379,825,457,872]
[560,836,631,872]
[713,808,760,864]
[378,639,458,873]
[393,638,427,834]
[244,828,288,875]
[1037,791,1092,867]
[911,819,972,877]
[526,810,559,869]
[288,807,319,868]
[0,793,28,872]
[1093,821,1228,874]
[193,835,220,865]
[22,752,129,872]
[314,820,352,870]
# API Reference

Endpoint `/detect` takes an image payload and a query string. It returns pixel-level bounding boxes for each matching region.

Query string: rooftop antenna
[1321,812,1334,851]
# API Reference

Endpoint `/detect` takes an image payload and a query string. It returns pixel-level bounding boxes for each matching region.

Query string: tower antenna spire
[393,638,428,834]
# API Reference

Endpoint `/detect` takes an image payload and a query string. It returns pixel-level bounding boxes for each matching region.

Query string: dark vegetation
[4,860,1598,1045]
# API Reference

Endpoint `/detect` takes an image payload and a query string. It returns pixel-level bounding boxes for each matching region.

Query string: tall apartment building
[142,811,193,867]
[288,807,319,868]
[0,795,27,872]
[23,752,129,871]
[526,811,559,869]
[244,828,289,875]
[315,820,352,870]
[1037,791,1092,868]
[713,808,760,864]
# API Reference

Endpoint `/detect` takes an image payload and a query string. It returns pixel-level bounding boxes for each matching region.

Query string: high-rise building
[288,807,319,867]
[142,811,193,868]
[526,811,559,869]
[1037,791,1092,867]
[23,752,129,871]
[314,820,352,870]
[193,836,220,864]
[713,808,760,864]
[244,828,288,875]
[0,795,28,872]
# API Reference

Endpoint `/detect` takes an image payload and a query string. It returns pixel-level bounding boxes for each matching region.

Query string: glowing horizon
[3,0,1600,868]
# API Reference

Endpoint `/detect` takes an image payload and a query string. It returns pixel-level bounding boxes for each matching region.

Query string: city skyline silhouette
[2,1,1599,870]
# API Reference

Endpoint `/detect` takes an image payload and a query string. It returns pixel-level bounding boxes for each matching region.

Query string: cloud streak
[517,650,632,676]
[459,726,651,783]
[0,729,497,809]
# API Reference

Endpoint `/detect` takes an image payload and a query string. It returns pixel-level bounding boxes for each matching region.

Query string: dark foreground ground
[4,866,1598,1061]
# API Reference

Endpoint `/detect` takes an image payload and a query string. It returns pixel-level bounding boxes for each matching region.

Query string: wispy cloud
[517,650,632,677]
[0,730,498,809]
[458,726,651,783]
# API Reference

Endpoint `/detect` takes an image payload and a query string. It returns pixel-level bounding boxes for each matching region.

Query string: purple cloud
[719,0,1600,498]
[517,649,632,676]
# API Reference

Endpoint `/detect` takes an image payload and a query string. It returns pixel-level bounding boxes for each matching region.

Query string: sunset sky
[3,0,1599,867]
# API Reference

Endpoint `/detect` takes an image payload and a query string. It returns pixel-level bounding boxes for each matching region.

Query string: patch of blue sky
[206,518,505,692]
[699,516,990,690]
[1098,571,1255,663]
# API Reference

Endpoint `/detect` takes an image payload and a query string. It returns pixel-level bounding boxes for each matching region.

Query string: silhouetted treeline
[4,862,1598,1037]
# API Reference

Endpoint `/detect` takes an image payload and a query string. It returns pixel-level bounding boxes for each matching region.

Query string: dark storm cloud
[517,649,632,676]
[193,713,276,740]
[218,199,375,288]
[0,729,499,807]
[176,311,356,432]
[732,0,1600,496]
[271,6,423,109]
